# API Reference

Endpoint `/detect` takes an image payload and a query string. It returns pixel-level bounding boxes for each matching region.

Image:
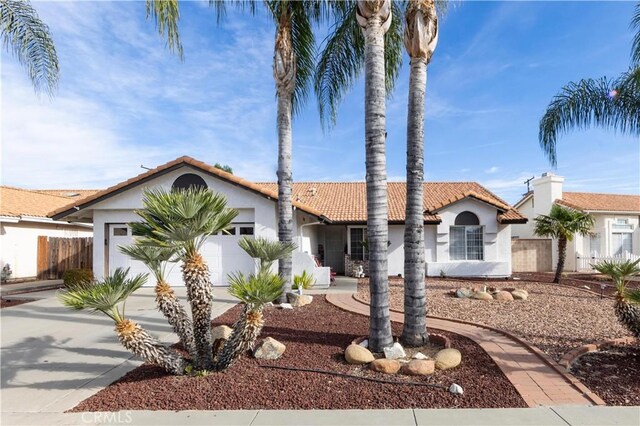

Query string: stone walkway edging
[559,337,638,369]
[352,293,604,405]
[329,293,605,407]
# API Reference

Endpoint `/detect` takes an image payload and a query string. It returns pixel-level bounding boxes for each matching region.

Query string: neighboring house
[0,186,96,280]
[50,156,526,287]
[512,173,640,272]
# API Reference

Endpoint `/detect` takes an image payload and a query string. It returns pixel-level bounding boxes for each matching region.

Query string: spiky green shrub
[293,270,315,290]
[238,237,296,274]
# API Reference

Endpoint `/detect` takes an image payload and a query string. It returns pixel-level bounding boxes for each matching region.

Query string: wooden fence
[37,236,93,279]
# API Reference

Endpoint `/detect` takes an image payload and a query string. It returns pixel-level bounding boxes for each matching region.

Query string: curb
[1,283,64,297]
[559,337,638,369]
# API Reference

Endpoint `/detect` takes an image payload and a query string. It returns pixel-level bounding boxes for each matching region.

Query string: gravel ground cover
[0,298,32,309]
[71,296,526,411]
[570,343,640,406]
[515,272,640,298]
[356,277,632,362]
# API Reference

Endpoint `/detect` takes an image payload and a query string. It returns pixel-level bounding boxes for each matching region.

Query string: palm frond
[238,236,297,273]
[208,0,257,24]
[0,0,59,95]
[626,288,640,306]
[533,204,595,241]
[146,0,183,60]
[227,271,284,308]
[539,73,640,167]
[119,243,175,282]
[631,1,640,66]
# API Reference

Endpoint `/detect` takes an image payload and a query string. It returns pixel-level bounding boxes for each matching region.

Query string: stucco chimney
[532,172,564,217]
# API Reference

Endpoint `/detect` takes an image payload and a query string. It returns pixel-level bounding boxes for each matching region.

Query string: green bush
[293,270,315,290]
[62,268,94,290]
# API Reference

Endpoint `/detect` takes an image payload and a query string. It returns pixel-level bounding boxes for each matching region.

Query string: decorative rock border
[352,334,452,349]
[559,337,638,369]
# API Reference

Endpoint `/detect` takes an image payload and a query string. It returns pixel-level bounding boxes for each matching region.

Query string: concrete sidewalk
[2,406,639,425]
[1,279,64,297]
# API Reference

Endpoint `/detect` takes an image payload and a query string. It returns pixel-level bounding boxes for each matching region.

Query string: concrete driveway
[1,287,237,418]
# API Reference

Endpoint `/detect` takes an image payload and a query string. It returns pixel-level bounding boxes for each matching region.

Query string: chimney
[532,172,564,217]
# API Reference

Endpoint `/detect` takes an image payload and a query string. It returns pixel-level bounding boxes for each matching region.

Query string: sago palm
[58,268,188,375]
[130,187,238,370]
[214,271,283,371]
[238,236,297,275]
[0,0,59,95]
[534,204,595,283]
[539,2,640,166]
[591,259,640,338]
[119,243,196,359]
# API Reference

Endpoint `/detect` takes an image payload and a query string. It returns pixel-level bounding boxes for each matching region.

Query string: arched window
[172,173,208,191]
[450,211,483,261]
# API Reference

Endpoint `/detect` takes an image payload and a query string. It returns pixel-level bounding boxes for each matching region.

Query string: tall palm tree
[1,0,59,95]
[401,0,439,348]
[118,244,196,359]
[534,204,595,283]
[59,268,188,375]
[592,259,640,338]
[130,187,238,370]
[539,2,640,166]
[149,1,325,303]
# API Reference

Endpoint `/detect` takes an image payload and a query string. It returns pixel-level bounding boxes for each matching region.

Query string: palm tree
[592,259,640,338]
[534,204,595,283]
[539,2,640,166]
[59,268,188,375]
[0,0,59,95]
[238,236,297,275]
[130,187,238,370]
[214,271,283,370]
[118,244,196,359]
[401,0,439,348]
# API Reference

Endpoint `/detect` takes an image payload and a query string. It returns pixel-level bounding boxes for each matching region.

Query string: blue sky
[2,1,638,204]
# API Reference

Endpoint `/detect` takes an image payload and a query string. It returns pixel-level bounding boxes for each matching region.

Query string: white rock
[512,277,521,281]
[264,302,274,307]
[358,339,369,348]
[279,303,293,310]
[211,325,232,341]
[412,352,429,360]
[449,383,464,395]
[383,342,406,360]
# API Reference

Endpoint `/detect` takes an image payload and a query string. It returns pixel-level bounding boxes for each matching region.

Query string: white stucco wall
[87,167,278,280]
[0,220,93,279]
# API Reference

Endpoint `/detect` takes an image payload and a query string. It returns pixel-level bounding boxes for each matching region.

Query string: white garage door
[107,223,256,287]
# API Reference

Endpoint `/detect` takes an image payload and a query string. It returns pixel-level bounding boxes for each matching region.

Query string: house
[512,173,640,272]
[50,156,526,286]
[0,187,96,280]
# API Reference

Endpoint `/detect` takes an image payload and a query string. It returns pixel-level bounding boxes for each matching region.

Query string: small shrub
[62,268,94,290]
[293,270,316,290]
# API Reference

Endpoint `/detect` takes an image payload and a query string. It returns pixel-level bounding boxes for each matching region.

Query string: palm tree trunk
[214,306,264,371]
[116,319,188,375]
[554,236,567,283]
[182,253,214,370]
[274,10,296,304]
[358,0,394,353]
[614,300,640,338]
[402,57,428,347]
[155,280,196,359]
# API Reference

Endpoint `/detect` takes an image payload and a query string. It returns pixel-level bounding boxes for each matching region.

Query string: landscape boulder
[471,292,493,301]
[493,291,514,301]
[401,359,435,376]
[253,337,286,360]
[345,344,375,364]
[369,359,401,374]
[455,288,472,299]
[211,325,233,341]
[511,290,528,301]
[287,292,313,308]
[434,348,462,370]
[383,342,406,360]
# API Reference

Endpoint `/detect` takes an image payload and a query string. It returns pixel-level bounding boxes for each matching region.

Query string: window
[113,227,128,236]
[172,173,208,191]
[612,232,632,256]
[221,227,236,236]
[239,226,254,236]
[589,233,601,257]
[450,212,483,260]
[612,219,633,230]
[349,227,366,261]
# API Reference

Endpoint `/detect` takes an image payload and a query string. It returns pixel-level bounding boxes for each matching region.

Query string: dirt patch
[0,298,33,309]
[70,296,526,411]
[570,343,640,406]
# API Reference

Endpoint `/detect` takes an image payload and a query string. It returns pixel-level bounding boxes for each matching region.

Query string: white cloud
[485,166,499,174]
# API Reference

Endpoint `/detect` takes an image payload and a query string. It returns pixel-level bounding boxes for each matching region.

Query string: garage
[107,222,256,287]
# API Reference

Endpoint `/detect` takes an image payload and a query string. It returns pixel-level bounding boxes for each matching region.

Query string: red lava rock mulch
[570,343,640,406]
[0,298,32,309]
[70,296,526,411]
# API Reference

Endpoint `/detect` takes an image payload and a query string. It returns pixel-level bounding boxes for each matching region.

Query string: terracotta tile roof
[36,189,100,199]
[50,156,325,220]
[257,182,525,224]
[0,186,91,218]
[557,192,640,213]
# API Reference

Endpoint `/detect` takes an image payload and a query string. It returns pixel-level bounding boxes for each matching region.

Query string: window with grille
[589,233,601,257]
[450,211,483,261]
[612,232,632,256]
[349,228,366,261]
